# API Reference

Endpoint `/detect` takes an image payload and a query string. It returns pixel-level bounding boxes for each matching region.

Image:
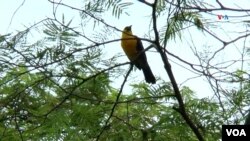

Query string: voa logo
[226,129,246,136]
[217,14,229,20]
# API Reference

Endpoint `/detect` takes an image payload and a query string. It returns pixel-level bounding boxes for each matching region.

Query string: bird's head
[124,25,132,31]
[123,25,133,35]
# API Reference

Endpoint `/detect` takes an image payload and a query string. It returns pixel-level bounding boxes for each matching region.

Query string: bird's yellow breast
[121,32,138,61]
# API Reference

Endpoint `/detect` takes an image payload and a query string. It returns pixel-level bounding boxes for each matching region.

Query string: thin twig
[95,65,133,141]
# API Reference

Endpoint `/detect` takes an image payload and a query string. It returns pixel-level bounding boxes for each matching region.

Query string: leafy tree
[1,0,250,141]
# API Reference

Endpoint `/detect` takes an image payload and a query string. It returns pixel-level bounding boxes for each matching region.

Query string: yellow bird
[121,25,156,84]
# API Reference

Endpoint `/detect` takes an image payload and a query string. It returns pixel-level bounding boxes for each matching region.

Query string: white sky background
[0,0,250,98]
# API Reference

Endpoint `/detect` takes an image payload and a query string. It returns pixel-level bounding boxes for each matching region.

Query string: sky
[1,0,250,98]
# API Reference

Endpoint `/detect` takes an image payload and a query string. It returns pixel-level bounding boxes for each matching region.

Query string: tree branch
[151,0,204,140]
[95,65,133,141]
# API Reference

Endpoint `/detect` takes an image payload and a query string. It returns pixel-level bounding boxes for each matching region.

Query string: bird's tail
[142,65,156,84]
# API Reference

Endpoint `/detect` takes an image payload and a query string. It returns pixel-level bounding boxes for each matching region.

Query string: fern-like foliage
[84,0,132,18]
[161,11,203,46]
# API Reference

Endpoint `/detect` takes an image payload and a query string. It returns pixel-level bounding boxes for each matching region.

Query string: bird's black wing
[135,36,156,84]
[135,36,148,63]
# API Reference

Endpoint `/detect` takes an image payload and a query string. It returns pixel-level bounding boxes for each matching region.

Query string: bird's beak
[128,25,132,30]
